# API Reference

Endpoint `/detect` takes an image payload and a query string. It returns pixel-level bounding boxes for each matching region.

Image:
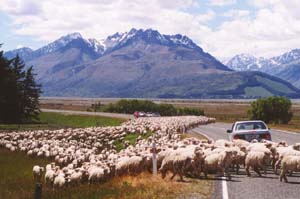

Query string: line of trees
[0,46,41,124]
[88,99,204,116]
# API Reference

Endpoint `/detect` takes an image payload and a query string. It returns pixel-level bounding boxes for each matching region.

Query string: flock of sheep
[1,115,300,191]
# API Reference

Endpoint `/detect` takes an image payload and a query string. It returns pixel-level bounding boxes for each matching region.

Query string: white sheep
[203,150,233,180]
[245,151,271,177]
[33,165,44,183]
[88,166,105,184]
[53,171,66,189]
[45,168,56,187]
[280,155,300,183]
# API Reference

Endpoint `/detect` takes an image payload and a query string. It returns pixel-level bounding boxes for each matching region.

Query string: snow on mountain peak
[87,38,104,54]
[35,32,83,55]
[273,49,300,64]
[102,28,200,51]
[168,34,195,48]
[5,28,205,61]
[226,48,300,74]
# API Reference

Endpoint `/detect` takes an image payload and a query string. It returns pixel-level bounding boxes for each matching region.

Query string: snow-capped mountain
[272,49,300,65]
[226,49,300,88]
[226,54,264,71]
[3,28,300,98]
[34,32,83,56]
[5,32,105,61]
[87,38,105,54]
[105,28,201,52]
[4,47,33,61]
[226,49,300,71]
[5,28,205,62]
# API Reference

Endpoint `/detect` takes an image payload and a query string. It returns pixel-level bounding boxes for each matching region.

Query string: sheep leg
[220,168,225,177]
[260,165,267,175]
[236,164,240,175]
[280,169,288,183]
[272,158,276,170]
[253,167,262,177]
[274,160,281,175]
[161,170,167,179]
[203,165,208,178]
[225,168,231,180]
[246,165,251,177]
[170,172,176,180]
[179,173,184,182]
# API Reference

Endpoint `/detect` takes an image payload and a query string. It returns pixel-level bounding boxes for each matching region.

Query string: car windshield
[235,122,267,131]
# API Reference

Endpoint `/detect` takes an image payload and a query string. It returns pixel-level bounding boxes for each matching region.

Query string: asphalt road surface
[193,122,300,199]
[41,109,134,120]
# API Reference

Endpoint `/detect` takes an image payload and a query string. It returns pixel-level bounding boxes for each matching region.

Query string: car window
[235,122,267,131]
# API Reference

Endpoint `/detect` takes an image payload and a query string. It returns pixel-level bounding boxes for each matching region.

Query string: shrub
[248,96,293,124]
[100,99,204,116]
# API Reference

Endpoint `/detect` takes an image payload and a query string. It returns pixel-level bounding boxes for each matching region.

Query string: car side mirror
[227,129,232,133]
[268,128,271,130]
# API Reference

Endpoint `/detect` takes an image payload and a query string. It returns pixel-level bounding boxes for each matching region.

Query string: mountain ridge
[226,49,300,88]
[4,28,300,98]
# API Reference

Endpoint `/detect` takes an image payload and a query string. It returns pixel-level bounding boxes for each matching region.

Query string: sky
[1,0,300,60]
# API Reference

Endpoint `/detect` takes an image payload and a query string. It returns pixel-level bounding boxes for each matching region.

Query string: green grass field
[0,149,212,199]
[0,112,126,131]
[114,131,153,152]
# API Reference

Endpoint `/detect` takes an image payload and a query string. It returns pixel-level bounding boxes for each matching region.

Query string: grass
[256,75,294,94]
[39,112,125,128]
[268,117,300,133]
[0,112,126,131]
[244,87,273,98]
[0,149,212,199]
[114,131,154,152]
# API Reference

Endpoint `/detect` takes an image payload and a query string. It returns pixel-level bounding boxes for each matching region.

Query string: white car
[227,120,271,142]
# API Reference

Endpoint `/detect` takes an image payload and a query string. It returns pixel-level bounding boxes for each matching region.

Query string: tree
[0,47,15,123]
[0,46,41,123]
[248,96,293,124]
[22,66,42,122]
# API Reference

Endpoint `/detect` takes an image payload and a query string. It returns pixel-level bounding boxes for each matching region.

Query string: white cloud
[196,10,216,23]
[223,9,250,19]
[1,0,300,60]
[209,0,237,6]
[0,0,213,41]
[16,44,24,49]
[204,0,300,58]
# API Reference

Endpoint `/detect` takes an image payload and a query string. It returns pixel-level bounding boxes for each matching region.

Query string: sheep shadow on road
[285,181,300,185]
[204,176,241,182]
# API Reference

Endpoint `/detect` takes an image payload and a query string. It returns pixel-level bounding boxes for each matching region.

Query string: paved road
[41,109,134,120]
[193,122,300,199]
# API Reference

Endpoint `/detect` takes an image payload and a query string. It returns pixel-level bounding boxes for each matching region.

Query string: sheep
[203,150,233,180]
[33,165,44,183]
[115,156,131,176]
[53,172,67,189]
[214,139,234,148]
[245,151,271,177]
[233,139,249,148]
[127,156,144,175]
[69,169,83,185]
[280,155,300,183]
[274,146,300,174]
[0,115,217,188]
[87,166,106,184]
[45,168,56,187]
[159,147,203,181]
